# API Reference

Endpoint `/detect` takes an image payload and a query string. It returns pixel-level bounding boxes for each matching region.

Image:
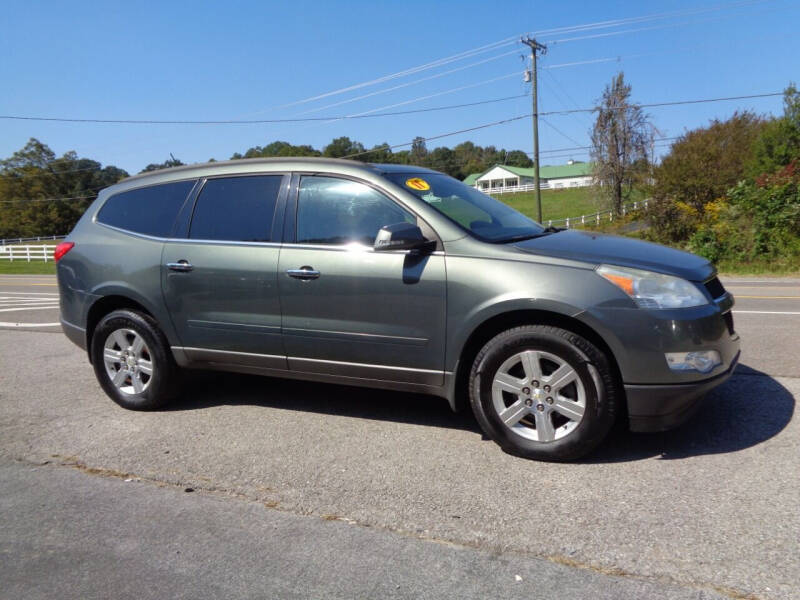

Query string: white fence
[479,182,553,194]
[0,245,58,262]
[543,199,650,229]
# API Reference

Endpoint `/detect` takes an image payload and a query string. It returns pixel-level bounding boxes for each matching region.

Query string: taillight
[54,241,74,262]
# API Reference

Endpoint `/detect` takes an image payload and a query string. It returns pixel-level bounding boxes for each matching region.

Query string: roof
[463,162,594,183]
[123,157,438,181]
[111,157,438,192]
[463,172,481,186]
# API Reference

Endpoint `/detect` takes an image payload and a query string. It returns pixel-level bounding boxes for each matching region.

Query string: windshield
[384,172,544,242]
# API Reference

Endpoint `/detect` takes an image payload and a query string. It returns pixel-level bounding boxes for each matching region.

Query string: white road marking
[0,292,59,296]
[733,310,800,315]
[0,306,59,313]
[0,321,60,328]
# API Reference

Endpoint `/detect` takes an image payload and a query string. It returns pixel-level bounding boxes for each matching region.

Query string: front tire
[469,325,618,461]
[91,309,180,410]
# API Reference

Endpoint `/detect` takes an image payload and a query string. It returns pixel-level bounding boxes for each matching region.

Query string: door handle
[286,266,320,280]
[167,260,194,272]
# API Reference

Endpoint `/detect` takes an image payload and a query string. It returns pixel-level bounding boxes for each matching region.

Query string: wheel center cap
[126,356,136,368]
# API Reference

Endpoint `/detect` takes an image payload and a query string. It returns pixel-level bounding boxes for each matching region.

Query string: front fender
[446,294,587,371]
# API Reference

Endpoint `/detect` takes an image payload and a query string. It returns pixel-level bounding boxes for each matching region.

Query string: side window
[189,175,282,242]
[296,176,415,245]
[96,180,195,237]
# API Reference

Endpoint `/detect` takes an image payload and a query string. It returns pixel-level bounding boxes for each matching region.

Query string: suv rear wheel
[91,309,180,410]
[469,325,618,461]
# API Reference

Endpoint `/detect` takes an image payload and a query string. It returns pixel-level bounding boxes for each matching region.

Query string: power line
[275,1,765,110]
[543,1,770,45]
[341,114,531,159]
[2,91,781,126]
[0,165,105,179]
[539,92,783,117]
[540,117,584,148]
[0,93,528,125]
[0,194,98,204]
[276,36,521,109]
[296,49,522,115]
[312,73,524,124]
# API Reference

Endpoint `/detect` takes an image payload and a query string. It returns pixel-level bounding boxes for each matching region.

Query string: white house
[463,160,594,192]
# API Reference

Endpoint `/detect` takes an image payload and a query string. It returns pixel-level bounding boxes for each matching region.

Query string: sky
[1,0,798,175]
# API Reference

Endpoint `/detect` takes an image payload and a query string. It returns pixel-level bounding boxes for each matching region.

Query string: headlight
[596,264,708,309]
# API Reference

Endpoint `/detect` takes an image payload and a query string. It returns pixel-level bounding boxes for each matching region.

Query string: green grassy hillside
[493,186,646,223]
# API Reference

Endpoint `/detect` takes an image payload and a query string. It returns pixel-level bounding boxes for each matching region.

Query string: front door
[278,175,447,385]
[162,174,287,369]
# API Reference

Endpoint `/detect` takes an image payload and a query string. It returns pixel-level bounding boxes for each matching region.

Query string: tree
[233,141,321,159]
[748,84,800,177]
[410,136,427,164]
[0,138,128,238]
[140,154,184,173]
[650,111,764,242]
[323,136,366,160]
[590,72,652,215]
[504,150,534,168]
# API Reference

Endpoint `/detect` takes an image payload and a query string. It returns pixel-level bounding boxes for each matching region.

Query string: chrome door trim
[283,327,428,346]
[175,346,288,370]
[186,320,281,335]
[287,356,443,385]
[172,346,445,385]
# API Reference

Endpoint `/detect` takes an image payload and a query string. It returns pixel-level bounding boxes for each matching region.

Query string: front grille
[704,276,726,299]
[723,311,735,335]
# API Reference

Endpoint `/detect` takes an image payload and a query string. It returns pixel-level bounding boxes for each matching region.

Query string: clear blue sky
[1,0,797,174]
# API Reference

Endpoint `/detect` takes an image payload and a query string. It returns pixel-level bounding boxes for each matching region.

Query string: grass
[0,260,57,274]
[715,260,800,277]
[497,187,599,222]
[493,187,648,224]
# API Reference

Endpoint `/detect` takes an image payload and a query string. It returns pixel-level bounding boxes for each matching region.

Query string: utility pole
[521,36,547,223]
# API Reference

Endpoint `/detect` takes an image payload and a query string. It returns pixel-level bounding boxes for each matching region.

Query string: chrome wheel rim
[491,350,586,442]
[103,328,154,395]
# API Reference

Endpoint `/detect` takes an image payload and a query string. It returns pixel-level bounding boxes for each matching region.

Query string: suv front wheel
[91,309,180,410]
[469,325,618,461]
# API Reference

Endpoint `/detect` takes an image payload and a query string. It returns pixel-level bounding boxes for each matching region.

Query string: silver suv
[55,158,740,461]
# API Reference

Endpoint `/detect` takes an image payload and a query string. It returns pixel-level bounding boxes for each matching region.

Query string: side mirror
[374,222,436,253]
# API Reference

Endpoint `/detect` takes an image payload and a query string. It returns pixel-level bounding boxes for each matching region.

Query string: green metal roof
[462,162,593,183]
[462,172,481,186]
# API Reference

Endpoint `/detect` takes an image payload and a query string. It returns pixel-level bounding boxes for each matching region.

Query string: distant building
[463,160,593,192]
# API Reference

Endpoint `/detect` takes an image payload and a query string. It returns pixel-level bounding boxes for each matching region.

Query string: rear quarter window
[96,180,196,237]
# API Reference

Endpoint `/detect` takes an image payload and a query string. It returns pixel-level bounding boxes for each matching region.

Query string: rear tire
[469,325,618,461]
[91,309,180,410]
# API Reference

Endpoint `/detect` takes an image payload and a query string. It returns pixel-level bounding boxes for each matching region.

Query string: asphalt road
[0,274,798,599]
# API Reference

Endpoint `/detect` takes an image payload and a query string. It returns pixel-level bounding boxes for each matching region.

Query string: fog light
[665,351,721,374]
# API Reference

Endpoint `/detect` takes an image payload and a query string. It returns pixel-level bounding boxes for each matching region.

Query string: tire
[469,325,618,461]
[90,309,181,410]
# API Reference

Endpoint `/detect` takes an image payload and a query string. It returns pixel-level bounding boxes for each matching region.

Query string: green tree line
[231,136,532,179]
[648,85,800,271]
[0,136,531,239]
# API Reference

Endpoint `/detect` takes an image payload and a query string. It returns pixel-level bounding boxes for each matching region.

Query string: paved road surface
[1,274,797,599]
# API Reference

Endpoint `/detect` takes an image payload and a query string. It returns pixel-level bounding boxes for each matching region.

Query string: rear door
[277,174,447,385]
[162,173,288,369]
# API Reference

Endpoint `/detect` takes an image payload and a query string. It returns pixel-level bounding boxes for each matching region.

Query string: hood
[512,229,714,281]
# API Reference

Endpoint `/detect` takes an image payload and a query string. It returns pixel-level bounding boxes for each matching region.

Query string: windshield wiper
[496,227,564,244]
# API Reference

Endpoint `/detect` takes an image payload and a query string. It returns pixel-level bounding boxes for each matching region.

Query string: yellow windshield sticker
[405,177,430,191]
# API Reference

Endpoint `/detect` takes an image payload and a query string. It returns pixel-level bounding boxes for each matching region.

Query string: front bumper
[626,350,740,432]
